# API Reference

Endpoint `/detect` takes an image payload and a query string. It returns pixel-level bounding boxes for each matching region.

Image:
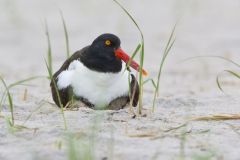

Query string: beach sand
[0,0,240,159]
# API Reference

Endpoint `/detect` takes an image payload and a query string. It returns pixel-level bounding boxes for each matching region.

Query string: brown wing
[50,46,89,107]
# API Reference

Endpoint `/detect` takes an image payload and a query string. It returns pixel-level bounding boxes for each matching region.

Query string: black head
[92,33,121,50]
[80,33,148,76]
[80,33,122,73]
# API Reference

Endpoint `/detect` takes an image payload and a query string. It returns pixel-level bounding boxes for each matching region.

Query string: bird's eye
[105,40,111,46]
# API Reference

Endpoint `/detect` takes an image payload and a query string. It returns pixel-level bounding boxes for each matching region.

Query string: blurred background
[1,0,240,96]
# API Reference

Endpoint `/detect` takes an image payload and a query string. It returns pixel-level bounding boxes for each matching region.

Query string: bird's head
[88,33,147,76]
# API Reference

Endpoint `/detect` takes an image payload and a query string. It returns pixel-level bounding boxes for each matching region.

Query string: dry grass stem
[22,89,28,101]
[191,114,240,121]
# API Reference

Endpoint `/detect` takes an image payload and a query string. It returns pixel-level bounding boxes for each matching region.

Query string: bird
[50,33,147,110]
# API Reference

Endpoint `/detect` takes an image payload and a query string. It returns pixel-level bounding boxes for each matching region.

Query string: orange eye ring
[105,40,111,46]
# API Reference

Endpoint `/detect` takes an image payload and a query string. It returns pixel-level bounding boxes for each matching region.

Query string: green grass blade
[165,38,176,59]
[22,102,45,125]
[60,11,70,58]
[127,43,141,68]
[5,117,15,133]
[123,44,141,74]
[216,70,240,92]
[67,135,79,160]
[0,76,14,126]
[44,59,67,130]
[0,76,44,112]
[45,20,53,78]
[112,0,145,114]
[138,43,145,114]
[143,78,157,90]
[8,76,45,89]
[0,91,7,110]
[216,74,224,92]
[224,70,240,79]
[163,24,177,57]
[152,25,176,112]
[44,20,67,130]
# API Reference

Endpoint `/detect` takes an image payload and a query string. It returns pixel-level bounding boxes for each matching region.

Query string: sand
[1,0,240,159]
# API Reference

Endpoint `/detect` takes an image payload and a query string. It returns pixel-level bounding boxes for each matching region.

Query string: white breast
[57,60,131,108]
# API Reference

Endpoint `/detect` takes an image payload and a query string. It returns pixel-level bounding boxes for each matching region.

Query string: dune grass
[44,20,67,130]
[113,0,176,114]
[0,75,43,127]
[0,76,14,125]
[0,14,69,132]
[0,76,42,109]
[60,11,71,58]
[152,25,176,112]
[0,19,69,131]
[113,0,145,114]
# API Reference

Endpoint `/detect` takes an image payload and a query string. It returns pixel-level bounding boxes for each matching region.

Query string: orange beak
[115,48,148,76]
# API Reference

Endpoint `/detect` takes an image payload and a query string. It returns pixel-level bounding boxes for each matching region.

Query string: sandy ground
[1,0,240,159]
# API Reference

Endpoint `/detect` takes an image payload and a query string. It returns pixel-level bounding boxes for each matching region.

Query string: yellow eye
[105,40,111,46]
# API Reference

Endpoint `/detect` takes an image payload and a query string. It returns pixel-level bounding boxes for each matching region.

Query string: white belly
[57,60,130,108]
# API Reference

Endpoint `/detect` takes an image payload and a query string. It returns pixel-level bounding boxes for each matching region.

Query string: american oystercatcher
[50,33,147,110]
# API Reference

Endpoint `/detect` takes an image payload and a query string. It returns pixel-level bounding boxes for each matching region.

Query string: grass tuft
[113,0,176,113]
[0,76,14,126]
[44,59,67,130]
[113,0,145,114]
[152,25,176,112]
[0,76,42,109]
[44,20,67,130]
[0,75,42,128]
